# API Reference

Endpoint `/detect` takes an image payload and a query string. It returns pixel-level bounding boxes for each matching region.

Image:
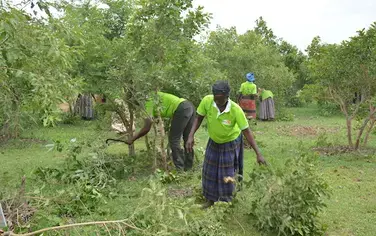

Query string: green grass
[1,106,376,235]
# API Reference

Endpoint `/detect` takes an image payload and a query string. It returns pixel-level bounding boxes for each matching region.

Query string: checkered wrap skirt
[202,135,244,202]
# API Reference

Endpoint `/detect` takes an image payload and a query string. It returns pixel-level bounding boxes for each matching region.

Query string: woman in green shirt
[186,81,266,208]
[238,72,258,119]
[258,88,275,121]
[125,92,196,171]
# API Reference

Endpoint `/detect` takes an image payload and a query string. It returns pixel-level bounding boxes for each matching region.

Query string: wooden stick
[6,219,142,236]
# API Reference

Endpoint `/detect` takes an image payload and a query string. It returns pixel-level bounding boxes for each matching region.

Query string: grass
[1,106,376,235]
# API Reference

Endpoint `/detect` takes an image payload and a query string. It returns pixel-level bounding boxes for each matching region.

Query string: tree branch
[6,219,142,236]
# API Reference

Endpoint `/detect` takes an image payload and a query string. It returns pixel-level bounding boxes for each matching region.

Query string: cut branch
[6,219,142,236]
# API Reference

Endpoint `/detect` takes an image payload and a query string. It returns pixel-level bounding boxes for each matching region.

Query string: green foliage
[254,17,309,105]
[155,169,179,184]
[34,140,120,216]
[245,151,330,235]
[317,101,341,117]
[59,113,81,125]
[306,24,376,147]
[276,108,295,121]
[205,27,295,104]
[0,6,82,138]
[128,179,228,236]
[285,94,305,108]
[314,132,333,147]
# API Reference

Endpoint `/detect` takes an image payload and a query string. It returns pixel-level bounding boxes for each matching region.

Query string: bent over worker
[126,92,195,171]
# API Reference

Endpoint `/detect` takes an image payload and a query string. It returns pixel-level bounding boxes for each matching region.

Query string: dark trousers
[169,101,195,171]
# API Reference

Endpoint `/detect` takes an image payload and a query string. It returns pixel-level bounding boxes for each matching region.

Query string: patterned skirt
[202,135,243,202]
[259,98,275,120]
[74,94,95,119]
[239,95,256,119]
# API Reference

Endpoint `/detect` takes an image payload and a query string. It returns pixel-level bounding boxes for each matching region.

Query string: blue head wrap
[246,72,255,82]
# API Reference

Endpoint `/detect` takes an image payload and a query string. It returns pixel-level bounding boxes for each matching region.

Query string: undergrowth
[243,148,331,236]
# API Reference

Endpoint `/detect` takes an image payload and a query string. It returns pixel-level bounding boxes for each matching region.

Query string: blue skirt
[202,135,244,202]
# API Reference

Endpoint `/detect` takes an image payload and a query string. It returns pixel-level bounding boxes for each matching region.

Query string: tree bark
[363,119,376,146]
[152,124,158,171]
[346,118,353,148]
[157,114,167,170]
[363,106,376,146]
[363,119,375,146]
[145,134,151,152]
[354,105,376,149]
[355,117,372,150]
[127,101,136,156]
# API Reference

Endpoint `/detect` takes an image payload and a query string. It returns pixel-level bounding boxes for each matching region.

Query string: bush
[31,138,227,235]
[128,179,228,236]
[317,101,340,117]
[59,112,81,125]
[286,95,305,108]
[276,108,295,122]
[245,151,330,235]
[314,132,333,147]
[34,140,121,216]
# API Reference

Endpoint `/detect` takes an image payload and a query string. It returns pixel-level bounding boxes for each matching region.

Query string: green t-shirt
[261,90,274,101]
[239,82,257,95]
[144,92,185,118]
[197,95,249,144]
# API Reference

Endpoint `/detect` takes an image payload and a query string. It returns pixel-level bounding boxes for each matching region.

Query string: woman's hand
[242,128,267,165]
[256,154,267,165]
[185,135,195,153]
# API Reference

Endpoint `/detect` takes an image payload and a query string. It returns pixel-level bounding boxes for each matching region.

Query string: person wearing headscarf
[186,81,266,208]
[258,88,275,121]
[238,72,258,119]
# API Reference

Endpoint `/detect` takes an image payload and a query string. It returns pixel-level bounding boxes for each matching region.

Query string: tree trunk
[6,100,21,139]
[355,117,372,150]
[152,124,158,171]
[363,119,375,146]
[164,119,171,162]
[127,102,136,157]
[157,114,167,170]
[1,120,10,140]
[145,134,151,152]
[346,118,353,148]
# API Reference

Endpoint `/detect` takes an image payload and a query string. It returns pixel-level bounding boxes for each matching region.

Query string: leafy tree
[0,5,81,138]
[254,17,309,106]
[204,27,295,106]
[254,16,278,47]
[105,0,211,161]
[306,23,376,149]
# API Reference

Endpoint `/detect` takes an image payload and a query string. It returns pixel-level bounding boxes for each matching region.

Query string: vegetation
[1,0,375,235]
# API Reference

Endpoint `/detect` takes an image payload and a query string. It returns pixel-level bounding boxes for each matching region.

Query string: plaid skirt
[202,135,244,202]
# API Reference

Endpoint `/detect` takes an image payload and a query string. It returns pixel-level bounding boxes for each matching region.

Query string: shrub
[129,179,228,236]
[245,151,330,235]
[276,108,295,122]
[34,140,121,216]
[314,132,333,147]
[317,101,340,117]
